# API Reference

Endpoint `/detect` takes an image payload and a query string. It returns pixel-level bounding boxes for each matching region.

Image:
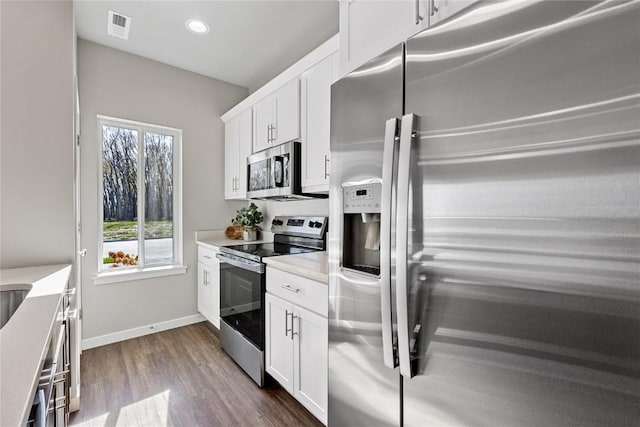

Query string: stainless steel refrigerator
[328,1,640,426]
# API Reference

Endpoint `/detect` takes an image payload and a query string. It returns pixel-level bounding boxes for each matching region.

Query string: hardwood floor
[70,322,323,427]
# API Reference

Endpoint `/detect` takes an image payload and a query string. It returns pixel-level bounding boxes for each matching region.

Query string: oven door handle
[216,253,265,274]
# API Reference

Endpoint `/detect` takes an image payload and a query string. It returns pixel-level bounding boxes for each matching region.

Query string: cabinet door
[207,258,221,329]
[197,262,212,319]
[301,54,334,193]
[224,118,239,199]
[293,305,328,424]
[274,79,300,145]
[236,108,252,198]
[265,293,294,393]
[339,0,428,75]
[253,95,274,153]
[430,0,478,27]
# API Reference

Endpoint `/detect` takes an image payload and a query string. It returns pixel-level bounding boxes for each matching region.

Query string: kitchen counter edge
[195,229,271,251]
[264,251,328,284]
[0,264,72,427]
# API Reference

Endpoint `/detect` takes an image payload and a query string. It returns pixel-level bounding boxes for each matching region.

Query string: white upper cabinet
[224,117,238,199]
[222,35,338,196]
[430,0,478,27]
[253,79,301,153]
[301,53,336,193]
[253,95,274,153]
[339,0,429,75]
[274,79,301,146]
[224,108,252,200]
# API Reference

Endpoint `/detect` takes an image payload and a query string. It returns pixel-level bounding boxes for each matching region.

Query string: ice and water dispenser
[342,181,382,276]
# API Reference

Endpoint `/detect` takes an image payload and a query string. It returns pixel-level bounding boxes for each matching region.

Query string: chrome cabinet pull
[291,314,298,340]
[431,0,439,17]
[324,155,330,179]
[285,309,292,337]
[415,0,424,24]
[281,284,300,294]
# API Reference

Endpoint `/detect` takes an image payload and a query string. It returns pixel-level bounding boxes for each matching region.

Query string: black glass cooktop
[220,242,318,263]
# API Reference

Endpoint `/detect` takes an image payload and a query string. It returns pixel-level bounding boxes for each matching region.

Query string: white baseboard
[69,396,80,413]
[82,314,206,350]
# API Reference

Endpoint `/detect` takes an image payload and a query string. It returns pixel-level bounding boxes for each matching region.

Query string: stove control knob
[272,219,283,226]
[314,222,323,228]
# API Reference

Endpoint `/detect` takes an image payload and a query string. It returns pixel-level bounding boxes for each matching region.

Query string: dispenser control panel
[343,181,382,214]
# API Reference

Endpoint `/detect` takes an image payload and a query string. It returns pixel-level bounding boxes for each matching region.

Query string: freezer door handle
[396,113,416,378]
[381,117,400,369]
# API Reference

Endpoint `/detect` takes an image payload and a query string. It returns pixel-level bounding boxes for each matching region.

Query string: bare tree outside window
[100,120,180,269]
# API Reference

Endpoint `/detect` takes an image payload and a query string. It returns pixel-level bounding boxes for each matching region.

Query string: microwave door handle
[274,156,284,187]
[381,117,400,369]
[267,157,274,190]
[396,113,416,378]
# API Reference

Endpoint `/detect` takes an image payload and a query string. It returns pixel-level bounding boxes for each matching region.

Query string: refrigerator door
[401,1,640,426]
[329,44,404,426]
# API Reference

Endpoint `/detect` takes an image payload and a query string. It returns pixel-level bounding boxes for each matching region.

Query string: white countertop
[264,251,328,284]
[0,264,72,427]
[195,229,271,251]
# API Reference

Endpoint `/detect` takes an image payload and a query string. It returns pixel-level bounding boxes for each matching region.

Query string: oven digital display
[287,219,305,227]
[356,189,367,196]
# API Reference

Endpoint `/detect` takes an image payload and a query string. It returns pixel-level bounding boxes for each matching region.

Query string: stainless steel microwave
[246,141,326,201]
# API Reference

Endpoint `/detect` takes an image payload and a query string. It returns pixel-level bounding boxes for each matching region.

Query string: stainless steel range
[216,215,327,386]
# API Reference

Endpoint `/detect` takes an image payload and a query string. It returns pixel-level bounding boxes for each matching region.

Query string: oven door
[217,253,265,349]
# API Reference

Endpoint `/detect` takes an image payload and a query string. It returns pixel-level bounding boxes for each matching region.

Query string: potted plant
[232,202,264,241]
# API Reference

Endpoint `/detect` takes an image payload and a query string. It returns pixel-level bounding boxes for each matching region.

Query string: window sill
[94,264,188,285]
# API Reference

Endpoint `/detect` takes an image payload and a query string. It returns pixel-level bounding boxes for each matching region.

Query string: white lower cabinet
[197,245,220,328]
[265,293,294,391]
[292,304,327,422]
[266,268,328,425]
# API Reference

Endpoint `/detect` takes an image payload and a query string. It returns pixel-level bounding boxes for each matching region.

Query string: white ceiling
[75,1,339,92]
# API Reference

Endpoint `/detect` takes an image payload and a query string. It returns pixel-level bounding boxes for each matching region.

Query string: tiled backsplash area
[253,199,329,231]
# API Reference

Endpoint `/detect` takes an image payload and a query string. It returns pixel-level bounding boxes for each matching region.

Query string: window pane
[143,131,174,265]
[102,125,139,268]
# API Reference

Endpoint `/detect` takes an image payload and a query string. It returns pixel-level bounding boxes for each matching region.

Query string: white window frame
[95,115,185,284]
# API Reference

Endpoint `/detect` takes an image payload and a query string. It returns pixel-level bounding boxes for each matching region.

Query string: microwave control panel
[343,181,382,214]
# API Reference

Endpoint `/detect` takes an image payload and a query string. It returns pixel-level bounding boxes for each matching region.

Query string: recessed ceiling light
[185,19,209,34]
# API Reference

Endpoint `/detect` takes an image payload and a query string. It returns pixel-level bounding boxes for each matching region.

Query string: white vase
[243,229,257,241]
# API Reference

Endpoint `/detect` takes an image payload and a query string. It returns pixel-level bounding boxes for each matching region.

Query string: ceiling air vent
[107,10,131,40]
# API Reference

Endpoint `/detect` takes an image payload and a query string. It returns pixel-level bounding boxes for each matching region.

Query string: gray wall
[78,40,247,340]
[0,1,75,268]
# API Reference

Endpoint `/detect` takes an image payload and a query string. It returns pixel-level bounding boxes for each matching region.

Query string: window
[97,116,183,278]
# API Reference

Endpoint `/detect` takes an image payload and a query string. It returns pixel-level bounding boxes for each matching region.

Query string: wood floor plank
[70,322,323,427]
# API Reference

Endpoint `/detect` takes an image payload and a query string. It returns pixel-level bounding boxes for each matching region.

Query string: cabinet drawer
[198,245,219,267]
[267,267,327,317]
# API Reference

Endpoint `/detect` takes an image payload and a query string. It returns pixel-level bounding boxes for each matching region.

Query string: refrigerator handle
[381,117,400,369]
[396,113,416,378]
